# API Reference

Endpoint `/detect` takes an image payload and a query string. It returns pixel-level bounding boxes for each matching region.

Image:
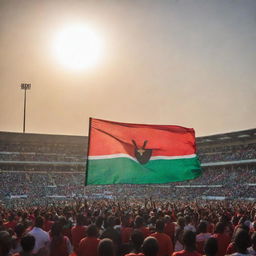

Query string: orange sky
[0,0,255,137]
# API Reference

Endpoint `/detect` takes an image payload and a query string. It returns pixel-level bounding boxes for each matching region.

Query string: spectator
[10,223,26,254]
[120,216,133,244]
[196,221,211,254]
[4,215,16,231]
[151,219,173,256]
[172,230,201,256]
[28,216,50,256]
[232,229,251,256]
[49,221,72,256]
[211,222,230,256]
[78,224,100,256]
[204,237,218,256]
[125,230,144,256]
[12,234,35,256]
[98,238,115,256]
[184,216,196,233]
[0,231,12,256]
[42,213,53,232]
[175,217,185,251]
[134,216,150,238]
[100,216,121,254]
[142,237,159,256]
[163,215,175,244]
[71,214,86,255]
[247,232,256,256]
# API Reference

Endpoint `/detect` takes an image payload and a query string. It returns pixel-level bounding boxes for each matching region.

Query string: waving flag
[85,118,201,185]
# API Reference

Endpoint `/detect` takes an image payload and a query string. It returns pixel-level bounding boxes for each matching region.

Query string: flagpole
[85,117,92,186]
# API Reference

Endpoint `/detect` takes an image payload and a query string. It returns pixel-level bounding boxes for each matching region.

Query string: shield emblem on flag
[132,140,152,164]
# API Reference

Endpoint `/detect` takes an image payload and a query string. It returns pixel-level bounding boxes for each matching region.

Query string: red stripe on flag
[89,118,196,157]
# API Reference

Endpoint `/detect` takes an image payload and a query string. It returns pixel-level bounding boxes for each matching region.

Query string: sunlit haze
[0,0,255,137]
[53,24,103,70]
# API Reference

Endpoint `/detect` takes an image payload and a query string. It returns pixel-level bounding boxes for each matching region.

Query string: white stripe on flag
[88,153,196,161]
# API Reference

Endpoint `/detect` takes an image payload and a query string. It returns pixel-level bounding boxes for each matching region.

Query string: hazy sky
[0,0,255,137]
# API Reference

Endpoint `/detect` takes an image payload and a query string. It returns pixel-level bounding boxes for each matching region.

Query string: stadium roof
[0,131,87,144]
[196,128,256,144]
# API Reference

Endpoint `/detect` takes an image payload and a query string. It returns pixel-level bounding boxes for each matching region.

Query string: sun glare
[54,24,103,70]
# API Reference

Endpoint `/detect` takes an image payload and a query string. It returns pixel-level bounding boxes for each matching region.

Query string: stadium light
[20,83,31,133]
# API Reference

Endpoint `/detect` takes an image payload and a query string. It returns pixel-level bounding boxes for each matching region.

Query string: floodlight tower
[20,83,31,133]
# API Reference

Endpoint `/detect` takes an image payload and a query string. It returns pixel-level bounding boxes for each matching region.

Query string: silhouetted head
[214,222,226,234]
[204,237,218,256]
[197,221,208,234]
[177,217,186,228]
[35,216,44,228]
[142,236,159,256]
[98,238,115,256]
[14,223,26,238]
[130,230,144,251]
[182,230,196,252]
[20,234,35,253]
[135,216,144,228]
[87,224,98,237]
[0,231,12,256]
[234,229,250,254]
[51,222,63,237]
[76,214,85,226]
[155,219,165,233]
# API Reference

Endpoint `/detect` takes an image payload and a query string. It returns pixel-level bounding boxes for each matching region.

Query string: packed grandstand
[0,128,255,206]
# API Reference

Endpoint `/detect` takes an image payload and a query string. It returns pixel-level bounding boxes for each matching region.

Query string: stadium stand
[0,129,255,205]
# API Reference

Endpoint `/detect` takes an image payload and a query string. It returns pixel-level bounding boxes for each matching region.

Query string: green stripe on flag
[86,156,201,185]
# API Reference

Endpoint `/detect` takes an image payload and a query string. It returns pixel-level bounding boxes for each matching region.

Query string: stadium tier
[0,129,255,204]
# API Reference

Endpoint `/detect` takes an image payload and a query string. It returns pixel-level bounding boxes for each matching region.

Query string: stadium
[1,128,255,205]
[1,1,256,255]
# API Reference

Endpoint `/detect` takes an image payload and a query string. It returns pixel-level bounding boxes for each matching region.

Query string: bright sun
[54,24,103,70]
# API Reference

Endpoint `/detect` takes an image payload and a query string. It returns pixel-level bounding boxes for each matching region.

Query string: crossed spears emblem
[132,140,152,165]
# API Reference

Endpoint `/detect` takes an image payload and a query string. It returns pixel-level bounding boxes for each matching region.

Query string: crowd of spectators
[0,142,86,155]
[0,199,256,256]
[0,135,255,207]
[198,143,256,163]
[0,166,255,206]
[0,152,85,163]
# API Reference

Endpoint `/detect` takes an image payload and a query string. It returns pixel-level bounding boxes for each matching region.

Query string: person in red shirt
[226,225,250,255]
[134,216,150,238]
[163,215,175,244]
[59,216,72,241]
[172,230,201,256]
[71,214,87,255]
[211,222,230,256]
[125,230,144,256]
[78,224,100,256]
[207,217,215,235]
[49,222,72,256]
[4,215,16,231]
[42,213,53,232]
[151,219,173,256]
[121,216,133,244]
[196,221,211,254]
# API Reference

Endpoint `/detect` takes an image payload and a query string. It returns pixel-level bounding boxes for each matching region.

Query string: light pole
[20,83,31,133]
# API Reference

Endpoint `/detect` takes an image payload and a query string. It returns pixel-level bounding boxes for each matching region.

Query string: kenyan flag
[85,118,201,185]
